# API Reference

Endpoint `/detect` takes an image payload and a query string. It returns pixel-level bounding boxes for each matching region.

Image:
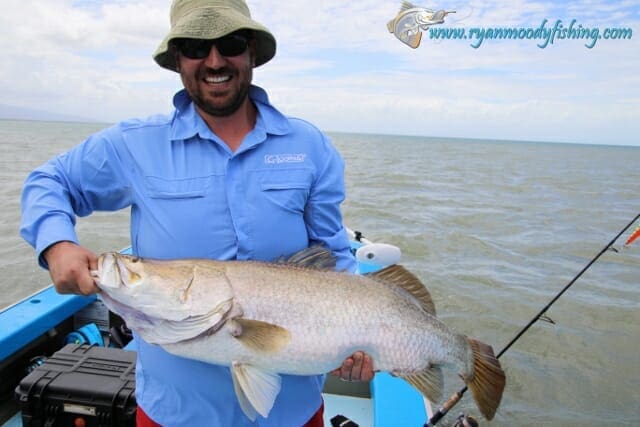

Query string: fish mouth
[96,253,121,289]
[96,252,142,289]
[115,255,139,287]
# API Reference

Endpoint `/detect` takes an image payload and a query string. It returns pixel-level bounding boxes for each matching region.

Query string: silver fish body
[95,248,505,421]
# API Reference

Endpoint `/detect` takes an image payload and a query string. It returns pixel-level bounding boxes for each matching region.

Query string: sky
[0,0,638,146]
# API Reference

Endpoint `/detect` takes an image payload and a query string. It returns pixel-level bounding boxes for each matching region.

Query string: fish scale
[225,263,441,370]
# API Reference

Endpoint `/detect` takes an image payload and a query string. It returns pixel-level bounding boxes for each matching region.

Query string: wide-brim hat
[153,0,276,72]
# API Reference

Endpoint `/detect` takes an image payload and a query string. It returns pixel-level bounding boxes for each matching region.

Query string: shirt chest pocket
[258,168,313,214]
[144,175,213,199]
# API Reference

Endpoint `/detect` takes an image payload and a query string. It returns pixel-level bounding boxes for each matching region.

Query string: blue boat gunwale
[0,287,95,361]
[0,247,135,361]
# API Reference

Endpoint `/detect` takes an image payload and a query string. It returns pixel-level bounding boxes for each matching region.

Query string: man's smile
[204,75,232,84]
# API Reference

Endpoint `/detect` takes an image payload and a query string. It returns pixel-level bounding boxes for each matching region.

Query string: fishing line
[424,211,640,427]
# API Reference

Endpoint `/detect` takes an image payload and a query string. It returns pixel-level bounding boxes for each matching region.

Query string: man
[19,0,373,425]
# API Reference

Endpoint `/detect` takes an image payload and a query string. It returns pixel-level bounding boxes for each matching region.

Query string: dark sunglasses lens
[179,39,215,59]
[177,35,248,59]
[215,35,249,57]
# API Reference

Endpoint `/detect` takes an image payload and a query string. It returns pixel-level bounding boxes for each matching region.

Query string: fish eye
[130,256,141,263]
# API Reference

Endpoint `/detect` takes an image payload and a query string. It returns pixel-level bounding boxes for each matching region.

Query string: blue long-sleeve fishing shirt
[20,85,356,426]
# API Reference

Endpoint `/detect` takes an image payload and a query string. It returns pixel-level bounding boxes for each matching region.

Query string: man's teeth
[205,75,231,83]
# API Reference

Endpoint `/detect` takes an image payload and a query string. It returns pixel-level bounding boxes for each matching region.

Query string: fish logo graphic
[387,1,456,48]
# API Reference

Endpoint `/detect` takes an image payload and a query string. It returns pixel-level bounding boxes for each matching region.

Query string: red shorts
[136,402,325,426]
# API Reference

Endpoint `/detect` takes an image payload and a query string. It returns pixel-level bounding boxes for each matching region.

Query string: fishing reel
[453,413,479,427]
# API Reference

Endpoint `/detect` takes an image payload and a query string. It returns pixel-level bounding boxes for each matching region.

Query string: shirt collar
[170,85,291,143]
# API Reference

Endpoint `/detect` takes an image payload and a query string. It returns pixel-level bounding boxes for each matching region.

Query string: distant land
[0,104,98,124]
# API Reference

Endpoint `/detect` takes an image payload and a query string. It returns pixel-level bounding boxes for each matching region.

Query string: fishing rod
[425,211,640,427]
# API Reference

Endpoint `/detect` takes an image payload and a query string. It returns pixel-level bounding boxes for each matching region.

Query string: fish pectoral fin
[398,365,444,403]
[231,362,282,420]
[232,318,291,354]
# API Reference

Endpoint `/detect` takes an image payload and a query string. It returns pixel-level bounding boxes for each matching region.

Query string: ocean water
[1,119,639,426]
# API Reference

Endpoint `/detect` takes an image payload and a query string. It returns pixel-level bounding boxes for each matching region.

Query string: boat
[0,230,432,427]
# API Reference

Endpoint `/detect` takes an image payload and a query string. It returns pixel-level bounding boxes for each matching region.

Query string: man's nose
[203,45,227,68]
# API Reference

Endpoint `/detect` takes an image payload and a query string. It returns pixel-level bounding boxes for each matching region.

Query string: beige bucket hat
[153,0,276,72]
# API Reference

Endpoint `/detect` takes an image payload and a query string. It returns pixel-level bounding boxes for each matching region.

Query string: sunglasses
[174,33,250,59]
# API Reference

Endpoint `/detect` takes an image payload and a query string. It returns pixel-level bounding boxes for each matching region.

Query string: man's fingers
[340,357,354,381]
[350,352,363,381]
[78,272,101,296]
[82,253,100,294]
[361,354,374,382]
[45,242,99,296]
[88,254,98,272]
[330,352,375,382]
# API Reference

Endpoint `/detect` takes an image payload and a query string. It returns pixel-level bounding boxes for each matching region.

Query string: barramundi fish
[94,247,505,421]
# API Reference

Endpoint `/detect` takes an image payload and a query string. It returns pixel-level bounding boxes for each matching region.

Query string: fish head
[97,252,145,289]
[415,10,434,24]
[96,252,220,317]
[95,253,236,343]
[96,252,171,322]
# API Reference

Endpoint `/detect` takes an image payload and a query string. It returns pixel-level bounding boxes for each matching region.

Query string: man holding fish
[20,0,373,425]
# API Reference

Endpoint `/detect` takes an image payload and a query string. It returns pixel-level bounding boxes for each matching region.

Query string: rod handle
[425,390,464,426]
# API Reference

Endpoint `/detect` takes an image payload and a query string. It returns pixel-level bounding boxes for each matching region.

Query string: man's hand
[43,241,100,296]
[330,351,374,382]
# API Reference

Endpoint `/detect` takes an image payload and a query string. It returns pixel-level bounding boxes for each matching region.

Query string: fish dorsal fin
[400,1,418,11]
[276,246,336,271]
[368,265,436,316]
[401,1,434,13]
[232,318,291,354]
[231,362,282,420]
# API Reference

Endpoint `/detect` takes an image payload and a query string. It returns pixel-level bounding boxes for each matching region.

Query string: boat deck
[323,393,373,426]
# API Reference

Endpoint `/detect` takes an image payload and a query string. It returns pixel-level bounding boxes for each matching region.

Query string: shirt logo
[264,154,307,165]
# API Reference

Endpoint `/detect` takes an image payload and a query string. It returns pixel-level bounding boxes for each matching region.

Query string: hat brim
[153,6,276,71]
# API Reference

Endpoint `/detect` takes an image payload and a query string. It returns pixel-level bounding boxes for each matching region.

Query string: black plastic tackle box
[15,344,136,427]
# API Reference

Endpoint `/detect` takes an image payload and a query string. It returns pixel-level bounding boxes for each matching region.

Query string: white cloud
[0,0,176,118]
[0,0,637,145]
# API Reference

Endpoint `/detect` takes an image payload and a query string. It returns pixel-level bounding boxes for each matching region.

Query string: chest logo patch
[264,154,307,165]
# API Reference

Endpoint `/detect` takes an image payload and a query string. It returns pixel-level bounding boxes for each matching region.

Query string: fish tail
[387,19,396,33]
[463,338,505,420]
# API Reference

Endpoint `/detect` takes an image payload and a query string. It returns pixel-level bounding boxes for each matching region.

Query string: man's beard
[189,66,253,117]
